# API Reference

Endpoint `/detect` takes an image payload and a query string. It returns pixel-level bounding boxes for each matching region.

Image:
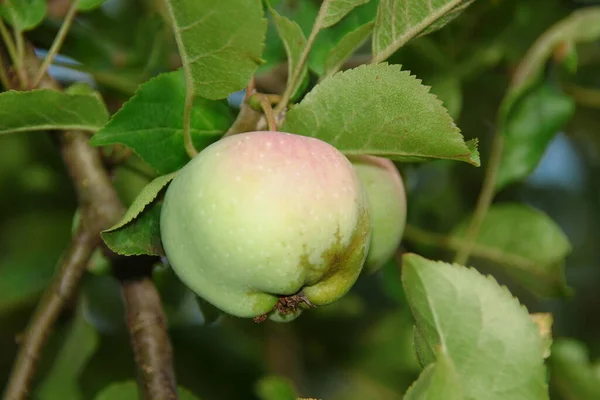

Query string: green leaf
[255,375,297,400]
[501,7,600,122]
[37,312,99,400]
[101,173,177,256]
[269,7,308,101]
[413,327,434,367]
[452,203,572,297]
[306,0,378,76]
[550,339,600,400]
[404,351,463,400]
[90,71,233,175]
[371,0,475,63]
[0,0,46,31]
[164,0,266,100]
[496,83,575,191]
[402,253,549,400]
[323,21,374,78]
[95,381,200,400]
[0,89,109,135]
[320,0,371,29]
[283,63,479,166]
[78,0,108,11]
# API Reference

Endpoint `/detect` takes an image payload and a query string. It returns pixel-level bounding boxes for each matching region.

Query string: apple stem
[257,93,278,131]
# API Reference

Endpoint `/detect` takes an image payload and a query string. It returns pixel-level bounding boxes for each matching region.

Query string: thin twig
[224,101,263,136]
[164,0,198,159]
[182,88,198,158]
[224,78,262,137]
[263,94,282,104]
[404,224,548,276]
[273,1,329,115]
[32,0,80,88]
[0,19,18,63]
[0,19,26,88]
[453,132,504,265]
[13,27,26,87]
[3,128,125,400]
[257,94,277,131]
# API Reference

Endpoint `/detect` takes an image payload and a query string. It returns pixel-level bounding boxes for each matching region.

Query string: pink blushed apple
[160,131,371,320]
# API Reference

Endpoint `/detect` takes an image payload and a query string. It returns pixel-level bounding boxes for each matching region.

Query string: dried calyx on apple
[160,131,371,322]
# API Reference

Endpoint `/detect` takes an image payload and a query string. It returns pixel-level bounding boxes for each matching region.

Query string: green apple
[160,131,371,320]
[351,156,406,274]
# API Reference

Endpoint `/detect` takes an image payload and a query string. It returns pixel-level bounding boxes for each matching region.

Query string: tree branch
[3,229,98,400]
[3,43,178,400]
[122,274,178,399]
[453,131,504,265]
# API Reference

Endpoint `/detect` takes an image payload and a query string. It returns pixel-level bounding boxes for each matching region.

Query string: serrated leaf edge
[403,253,545,331]
[0,89,109,134]
[372,0,473,63]
[102,172,177,234]
[290,63,479,166]
[90,71,182,147]
[401,253,548,392]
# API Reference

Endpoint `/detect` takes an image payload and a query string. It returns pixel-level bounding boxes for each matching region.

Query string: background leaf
[372,0,475,63]
[0,0,46,31]
[452,203,572,297]
[426,73,463,120]
[496,83,575,191]
[164,0,266,99]
[101,173,177,256]
[402,253,549,400]
[550,339,600,400]
[0,90,108,135]
[501,6,600,121]
[37,311,99,400]
[78,0,108,12]
[304,0,378,76]
[323,21,374,78]
[90,71,233,175]
[283,63,479,165]
[320,0,371,29]
[269,7,308,101]
[255,375,297,400]
[0,212,72,314]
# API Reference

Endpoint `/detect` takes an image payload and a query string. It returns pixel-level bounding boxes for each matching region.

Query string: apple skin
[160,131,371,319]
[350,156,406,274]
